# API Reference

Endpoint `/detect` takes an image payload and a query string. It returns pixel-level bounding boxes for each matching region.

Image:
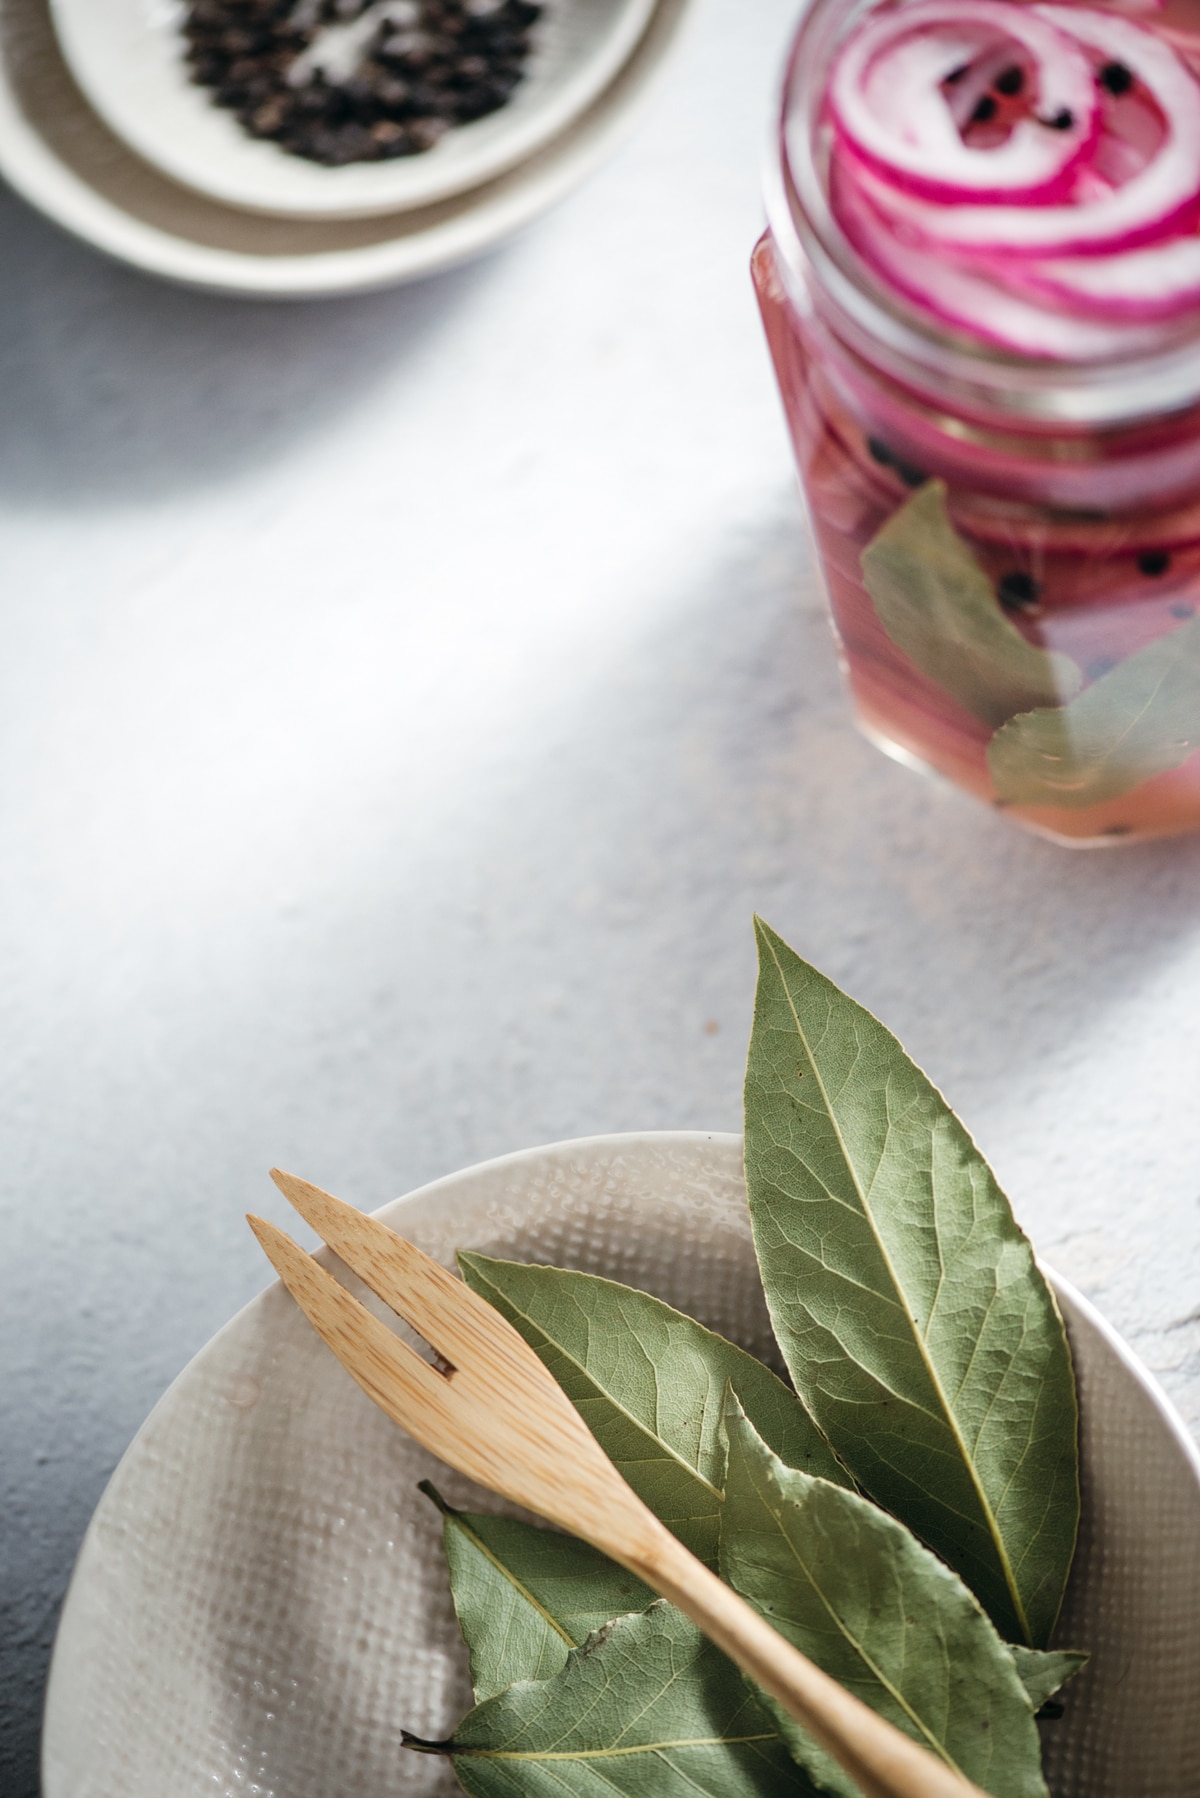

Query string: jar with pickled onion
[756,0,1200,842]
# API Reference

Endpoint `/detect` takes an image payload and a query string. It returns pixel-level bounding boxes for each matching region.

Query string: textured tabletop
[3,1,1200,1790]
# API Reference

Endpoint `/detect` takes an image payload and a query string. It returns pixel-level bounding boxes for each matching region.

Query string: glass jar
[755,0,1200,843]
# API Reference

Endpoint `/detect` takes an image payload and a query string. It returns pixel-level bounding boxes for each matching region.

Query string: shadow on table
[0,186,495,507]
[12,498,1200,1798]
[394,496,1200,1124]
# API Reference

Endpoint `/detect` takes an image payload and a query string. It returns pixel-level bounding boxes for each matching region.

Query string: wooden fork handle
[630,1521,988,1798]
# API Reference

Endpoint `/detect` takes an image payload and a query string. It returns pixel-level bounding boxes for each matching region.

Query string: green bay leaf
[457,1254,846,1565]
[743,920,1079,1647]
[988,612,1200,809]
[415,1602,816,1797]
[861,482,1080,727]
[719,1401,1049,1798]
[422,1482,654,1700]
[1008,1646,1088,1715]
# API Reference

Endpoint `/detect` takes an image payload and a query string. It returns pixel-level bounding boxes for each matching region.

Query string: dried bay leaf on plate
[719,1402,1050,1798]
[861,482,1081,727]
[988,612,1200,808]
[1007,1645,1088,1714]
[415,1602,816,1797]
[425,1455,1081,1730]
[458,1255,846,1565]
[743,921,1079,1647]
[423,1482,654,1700]
[423,1489,1080,1793]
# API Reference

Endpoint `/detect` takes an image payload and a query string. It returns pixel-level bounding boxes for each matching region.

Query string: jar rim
[768,0,1200,429]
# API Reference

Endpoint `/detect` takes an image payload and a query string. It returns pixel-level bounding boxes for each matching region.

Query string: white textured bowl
[48,0,657,219]
[0,0,689,296]
[42,1133,1200,1797]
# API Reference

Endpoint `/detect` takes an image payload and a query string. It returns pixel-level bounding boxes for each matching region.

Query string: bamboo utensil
[249,1170,991,1798]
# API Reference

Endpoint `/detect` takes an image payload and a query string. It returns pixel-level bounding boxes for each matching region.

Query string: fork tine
[269,1169,470,1362]
[251,1205,625,1533]
[247,1215,454,1442]
[250,1206,987,1798]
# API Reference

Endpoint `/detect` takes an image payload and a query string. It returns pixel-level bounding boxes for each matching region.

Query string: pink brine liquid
[758,0,1200,842]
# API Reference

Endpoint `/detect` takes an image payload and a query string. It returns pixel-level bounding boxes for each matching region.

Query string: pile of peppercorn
[182,0,543,168]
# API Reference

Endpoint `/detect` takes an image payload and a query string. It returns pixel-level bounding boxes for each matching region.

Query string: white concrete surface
[3,1,1200,1789]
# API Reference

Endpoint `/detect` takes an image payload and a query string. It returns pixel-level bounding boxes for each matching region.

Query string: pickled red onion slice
[823,1,1200,350]
[828,0,1100,202]
[833,162,1131,355]
[1005,235,1200,316]
[852,8,1200,253]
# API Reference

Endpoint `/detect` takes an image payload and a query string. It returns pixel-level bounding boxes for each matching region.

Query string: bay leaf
[988,612,1200,808]
[458,1254,846,1564]
[719,1400,1049,1798]
[743,920,1079,1647]
[861,482,1081,727]
[408,1601,816,1796]
[1008,1646,1088,1715]
[422,1481,654,1700]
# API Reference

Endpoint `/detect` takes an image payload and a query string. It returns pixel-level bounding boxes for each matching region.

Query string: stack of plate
[0,0,690,296]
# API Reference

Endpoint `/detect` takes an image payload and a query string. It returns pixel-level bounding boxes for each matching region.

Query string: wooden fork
[249,1171,989,1798]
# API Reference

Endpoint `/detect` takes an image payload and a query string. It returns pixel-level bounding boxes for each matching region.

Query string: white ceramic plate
[48,0,657,219]
[42,1132,1200,1798]
[0,0,688,295]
